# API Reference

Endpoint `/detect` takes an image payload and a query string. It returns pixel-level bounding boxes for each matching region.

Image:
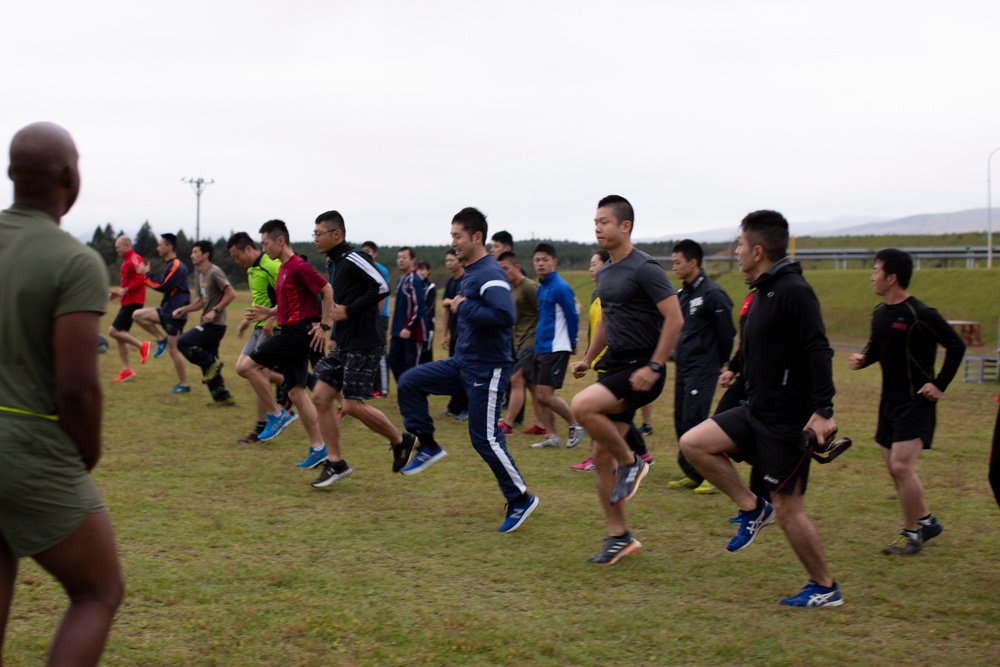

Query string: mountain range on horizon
[644,207,998,243]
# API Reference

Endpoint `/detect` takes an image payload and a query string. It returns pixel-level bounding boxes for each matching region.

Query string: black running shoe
[311,460,353,488]
[920,516,943,542]
[391,433,418,473]
[588,531,642,564]
[610,457,648,506]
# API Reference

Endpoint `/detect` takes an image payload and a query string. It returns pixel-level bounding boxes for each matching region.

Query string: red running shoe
[521,424,548,435]
[498,419,513,435]
[139,341,151,364]
[113,369,136,383]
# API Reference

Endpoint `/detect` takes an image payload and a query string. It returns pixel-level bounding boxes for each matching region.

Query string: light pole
[988,148,1000,269]
[181,176,214,241]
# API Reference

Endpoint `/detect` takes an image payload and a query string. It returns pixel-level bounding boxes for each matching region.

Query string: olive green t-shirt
[0,205,108,424]
[195,263,232,326]
[511,277,538,354]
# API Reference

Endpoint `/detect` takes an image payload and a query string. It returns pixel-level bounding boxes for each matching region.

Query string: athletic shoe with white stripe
[727,498,776,552]
[588,531,642,564]
[497,494,539,533]
[780,580,844,608]
[400,444,447,475]
[610,456,648,505]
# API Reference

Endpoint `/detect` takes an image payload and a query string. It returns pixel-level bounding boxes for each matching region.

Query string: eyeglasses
[313,230,337,239]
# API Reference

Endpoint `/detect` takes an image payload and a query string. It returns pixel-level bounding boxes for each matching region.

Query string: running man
[570,195,682,564]
[242,219,333,467]
[173,240,238,405]
[388,246,426,383]
[416,260,437,364]
[308,211,417,487]
[228,232,286,444]
[680,210,843,608]
[361,241,391,398]
[0,122,123,666]
[531,243,585,449]
[107,234,150,382]
[848,248,965,555]
[667,239,736,495]
[396,207,539,533]
[134,233,191,393]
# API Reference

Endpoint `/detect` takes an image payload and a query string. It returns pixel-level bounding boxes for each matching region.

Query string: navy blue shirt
[453,253,515,366]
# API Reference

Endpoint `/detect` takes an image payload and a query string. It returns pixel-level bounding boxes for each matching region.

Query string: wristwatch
[319,323,332,332]
[815,405,834,419]
[646,361,665,374]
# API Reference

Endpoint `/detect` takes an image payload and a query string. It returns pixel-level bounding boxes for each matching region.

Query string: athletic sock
[254,421,266,434]
[902,529,920,540]
[331,459,349,473]
[918,513,935,526]
[311,444,325,452]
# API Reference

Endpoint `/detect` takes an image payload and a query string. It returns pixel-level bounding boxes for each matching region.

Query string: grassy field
[4,271,1000,666]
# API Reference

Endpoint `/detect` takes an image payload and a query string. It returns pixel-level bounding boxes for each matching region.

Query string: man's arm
[310,283,335,352]
[203,284,237,324]
[456,280,515,328]
[924,307,968,394]
[54,311,103,470]
[572,315,606,377]
[557,283,579,350]
[709,289,736,367]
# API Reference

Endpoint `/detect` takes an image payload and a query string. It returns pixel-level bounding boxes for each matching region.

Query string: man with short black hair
[308,210,417,486]
[681,210,842,607]
[0,121,124,666]
[531,243,584,449]
[361,240,391,398]
[490,230,514,258]
[668,238,735,495]
[228,231,285,443]
[174,240,238,405]
[849,248,965,555]
[107,234,150,382]
[388,246,426,382]
[571,195,682,564]
[396,207,539,533]
[134,233,191,393]
[243,219,333,468]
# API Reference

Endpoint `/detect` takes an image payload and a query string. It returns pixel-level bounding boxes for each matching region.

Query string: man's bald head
[8,122,81,220]
[114,235,133,256]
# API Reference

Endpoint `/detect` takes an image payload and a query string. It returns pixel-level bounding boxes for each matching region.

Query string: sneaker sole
[497,496,539,533]
[400,450,447,475]
[604,539,642,565]
[530,441,560,449]
[728,504,777,552]
[612,461,649,506]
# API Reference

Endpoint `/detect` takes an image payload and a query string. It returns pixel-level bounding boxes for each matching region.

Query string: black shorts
[535,351,570,388]
[111,304,142,332]
[157,309,187,337]
[596,356,666,424]
[313,346,382,400]
[512,347,536,384]
[249,320,315,390]
[712,402,811,495]
[876,398,936,449]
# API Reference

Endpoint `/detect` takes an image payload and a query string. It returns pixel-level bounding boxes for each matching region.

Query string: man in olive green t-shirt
[174,240,237,405]
[0,122,123,666]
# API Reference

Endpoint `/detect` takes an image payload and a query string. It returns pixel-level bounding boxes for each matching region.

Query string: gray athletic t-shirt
[596,248,675,354]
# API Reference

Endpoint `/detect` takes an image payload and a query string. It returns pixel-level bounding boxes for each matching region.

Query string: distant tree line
[88,222,727,292]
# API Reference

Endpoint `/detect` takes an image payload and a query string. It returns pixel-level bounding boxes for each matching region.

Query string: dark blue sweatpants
[397,357,527,502]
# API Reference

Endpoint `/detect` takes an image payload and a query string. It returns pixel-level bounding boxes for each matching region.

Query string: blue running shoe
[258,409,295,442]
[453,411,469,421]
[400,444,447,475]
[727,498,776,552]
[166,384,191,394]
[296,445,328,469]
[153,339,168,359]
[497,494,539,533]
[780,580,844,608]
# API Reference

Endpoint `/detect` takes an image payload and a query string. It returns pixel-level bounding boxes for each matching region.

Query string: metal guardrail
[691,246,992,270]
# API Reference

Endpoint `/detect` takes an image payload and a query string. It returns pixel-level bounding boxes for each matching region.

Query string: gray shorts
[512,347,536,384]
[240,327,268,357]
[313,346,383,400]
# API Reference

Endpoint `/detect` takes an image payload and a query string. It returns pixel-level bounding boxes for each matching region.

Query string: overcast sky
[3,1,999,246]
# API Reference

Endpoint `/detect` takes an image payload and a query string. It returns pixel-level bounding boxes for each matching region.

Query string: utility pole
[181,176,214,241]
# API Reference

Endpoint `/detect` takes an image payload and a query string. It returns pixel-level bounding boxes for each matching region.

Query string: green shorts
[0,419,105,558]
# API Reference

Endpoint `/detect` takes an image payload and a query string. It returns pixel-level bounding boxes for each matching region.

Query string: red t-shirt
[276,254,328,326]
[120,249,147,306]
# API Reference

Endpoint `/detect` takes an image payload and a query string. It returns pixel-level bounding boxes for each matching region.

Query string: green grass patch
[4,286,999,665]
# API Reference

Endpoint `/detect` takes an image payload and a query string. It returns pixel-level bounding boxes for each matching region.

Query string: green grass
[5,281,1000,666]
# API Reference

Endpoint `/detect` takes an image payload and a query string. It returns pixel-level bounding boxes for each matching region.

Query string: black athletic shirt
[596,248,676,355]
[861,296,966,401]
